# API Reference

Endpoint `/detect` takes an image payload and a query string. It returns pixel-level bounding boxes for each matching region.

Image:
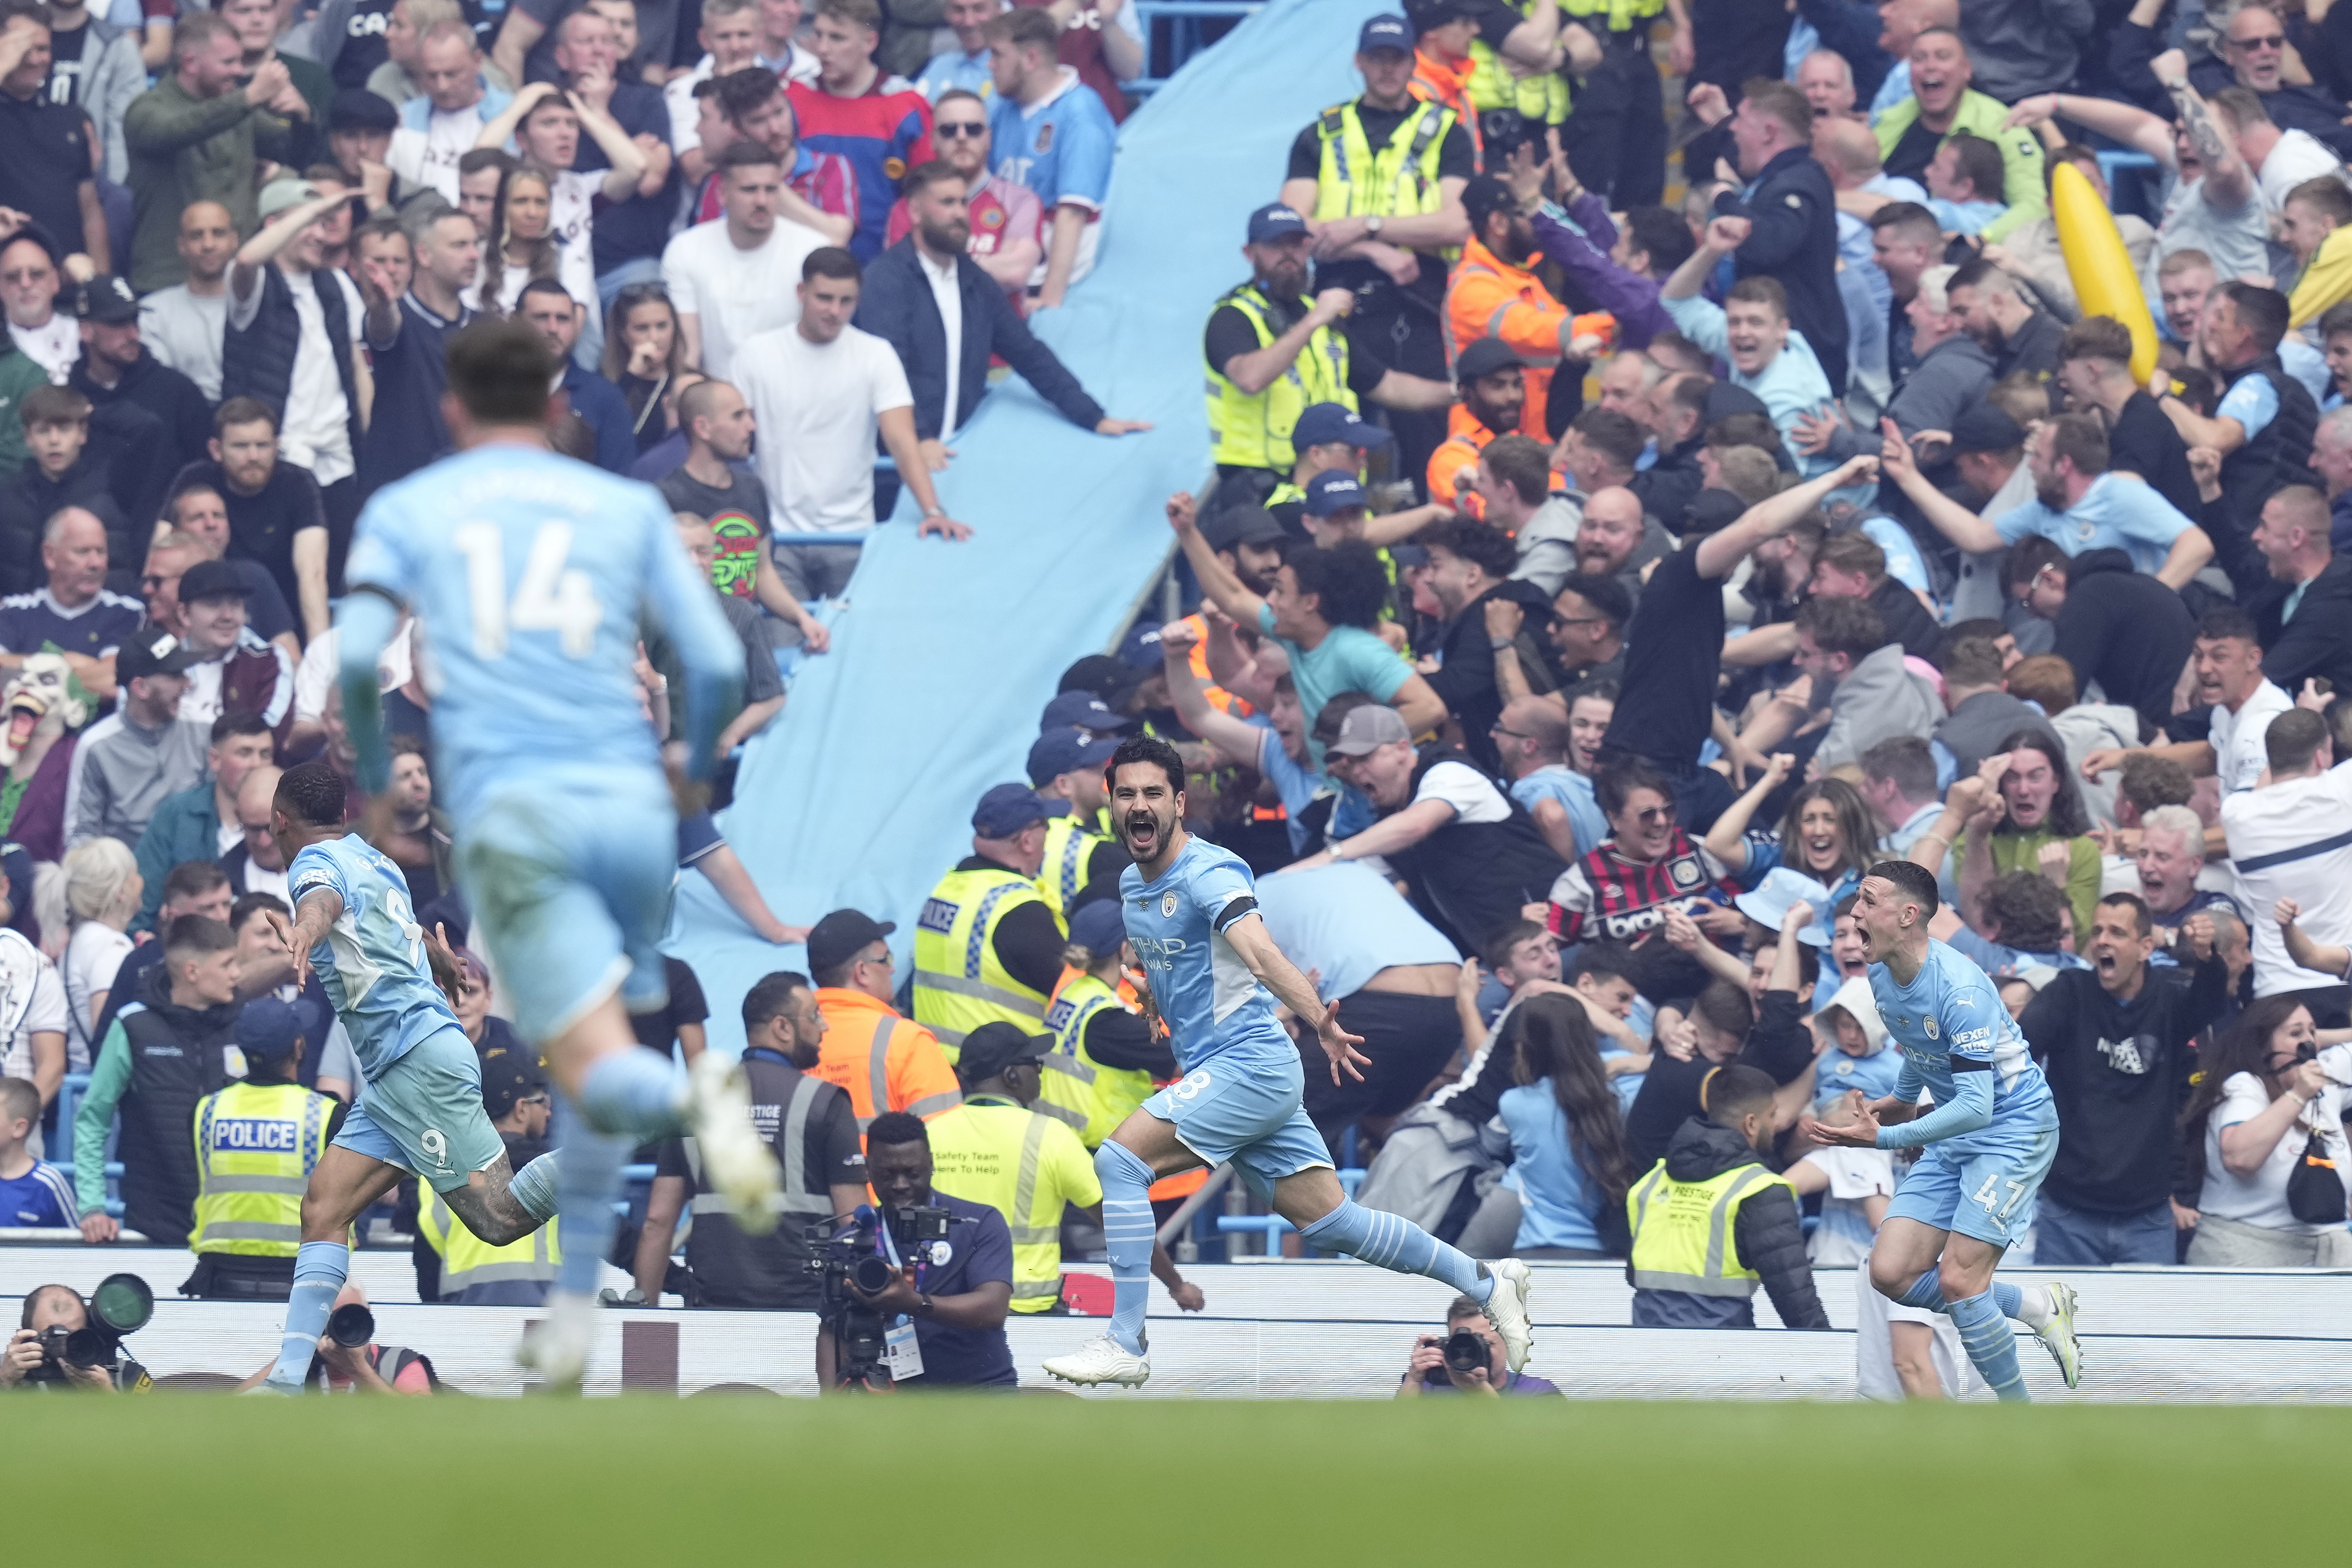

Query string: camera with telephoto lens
[25,1274,153,1386]
[805,1205,962,1390]
[1421,1327,1493,1386]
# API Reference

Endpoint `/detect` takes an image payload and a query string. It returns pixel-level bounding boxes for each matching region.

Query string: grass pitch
[20,1395,2342,1564]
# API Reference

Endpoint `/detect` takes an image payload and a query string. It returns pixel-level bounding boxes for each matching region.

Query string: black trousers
[321,473,360,599]
[1354,285,1450,498]
[1299,989,1463,1145]
[1563,28,1669,207]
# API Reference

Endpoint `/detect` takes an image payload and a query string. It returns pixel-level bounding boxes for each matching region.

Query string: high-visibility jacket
[1036,811,1109,924]
[1411,48,1482,166]
[812,987,963,1130]
[418,1177,561,1304]
[1311,98,1457,233]
[1560,0,1663,26]
[911,866,1054,1057]
[1871,88,2048,245]
[1170,611,1251,716]
[1428,423,1497,511]
[1463,0,1570,128]
[189,1079,331,1257]
[1036,970,1155,1149]
[928,1095,1101,1311]
[1446,235,1615,442]
[1625,1158,1795,1300]
[1205,281,1353,473]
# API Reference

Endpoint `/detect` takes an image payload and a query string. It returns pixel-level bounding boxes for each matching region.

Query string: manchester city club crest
[1924,1016,1939,1039]
[1161,892,1178,917]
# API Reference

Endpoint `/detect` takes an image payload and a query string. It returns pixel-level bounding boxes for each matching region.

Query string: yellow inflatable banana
[2052,161,2159,383]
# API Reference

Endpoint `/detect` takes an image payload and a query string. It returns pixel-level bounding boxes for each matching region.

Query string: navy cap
[1028,726,1115,786]
[955,1022,1053,1087]
[1068,897,1127,959]
[973,782,1050,837]
[1461,173,1518,231]
[178,558,250,604]
[1292,401,1394,451]
[1456,337,1527,382]
[806,909,895,980]
[1041,689,1131,734]
[1246,202,1310,244]
[1947,403,2027,456]
[1059,653,1144,709]
[481,1053,549,1122]
[74,274,140,325]
[234,996,307,1061]
[116,623,193,681]
[1306,470,1368,517]
[329,87,399,133]
[1200,504,1289,553]
[1117,621,1167,670]
[1358,13,1412,53]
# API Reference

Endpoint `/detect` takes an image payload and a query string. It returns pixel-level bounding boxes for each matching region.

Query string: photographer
[0,1283,150,1391]
[815,1111,1013,1392]
[235,1284,434,1394]
[1395,1296,1559,1398]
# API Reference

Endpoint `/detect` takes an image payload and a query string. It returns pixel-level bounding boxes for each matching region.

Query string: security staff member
[636,972,868,1309]
[1448,175,1615,442]
[806,909,963,1131]
[1204,202,1455,496]
[911,785,1069,1060]
[1037,899,1174,1149]
[927,1023,1203,1315]
[1278,13,1477,494]
[1028,727,1123,923]
[1427,337,1533,510]
[1626,1065,1829,1330]
[418,1054,561,1306]
[1557,0,1667,207]
[183,997,338,1300]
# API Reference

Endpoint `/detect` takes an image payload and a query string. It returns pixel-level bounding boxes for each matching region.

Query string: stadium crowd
[5,0,2352,1397]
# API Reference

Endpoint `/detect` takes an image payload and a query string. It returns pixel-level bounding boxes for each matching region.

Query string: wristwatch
[1367,215,1384,238]
[915,1291,934,1317]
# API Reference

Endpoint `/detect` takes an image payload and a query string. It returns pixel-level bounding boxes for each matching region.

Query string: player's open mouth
[1124,813,1160,852]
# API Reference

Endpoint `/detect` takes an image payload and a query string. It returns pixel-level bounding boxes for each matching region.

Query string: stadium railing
[1130,1,1265,96]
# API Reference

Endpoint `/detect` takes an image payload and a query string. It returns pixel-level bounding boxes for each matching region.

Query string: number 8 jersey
[343,446,740,823]
[288,833,463,1080]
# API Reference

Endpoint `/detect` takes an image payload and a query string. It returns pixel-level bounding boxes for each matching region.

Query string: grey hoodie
[2051,701,2141,828]
[1815,642,1942,772]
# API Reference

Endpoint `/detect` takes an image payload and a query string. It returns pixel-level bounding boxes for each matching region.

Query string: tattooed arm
[2157,51,2253,209]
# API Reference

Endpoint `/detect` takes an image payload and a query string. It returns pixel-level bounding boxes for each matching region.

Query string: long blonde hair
[63,838,140,929]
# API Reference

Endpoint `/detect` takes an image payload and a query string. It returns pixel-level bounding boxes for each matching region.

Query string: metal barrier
[1215,1166,1364,1257]
[2095,150,2162,222]
[1131,0,1266,96]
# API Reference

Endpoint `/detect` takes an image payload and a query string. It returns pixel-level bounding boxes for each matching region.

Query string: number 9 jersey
[288,833,462,1081]
[342,446,741,823]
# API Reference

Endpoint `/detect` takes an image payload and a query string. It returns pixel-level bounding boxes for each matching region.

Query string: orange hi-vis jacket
[1410,48,1480,164]
[812,987,963,1136]
[1445,235,1616,447]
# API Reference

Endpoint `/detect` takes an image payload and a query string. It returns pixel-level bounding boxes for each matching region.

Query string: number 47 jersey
[343,445,741,823]
[287,833,463,1080]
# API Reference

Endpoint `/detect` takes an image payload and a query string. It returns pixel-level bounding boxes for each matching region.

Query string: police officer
[927,1022,1202,1315]
[1027,726,1122,924]
[635,972,868,1309]
[183,997,339,1300]
[1036,898,1173,1150]
[911,785,1069,1060]
[1625,1064,1830,1329]
[417,1054,562,1305]
[1276,13,1478,494]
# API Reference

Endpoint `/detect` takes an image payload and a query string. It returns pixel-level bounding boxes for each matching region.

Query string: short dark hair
[1622,206,1693,274]
[516,274,575,310]
[1725,275,1787,320]
[1480,433,1551,505]
[1860,734,1936,800]
[1864,857,1940,918]
[21,385,88,428]
[715,136,782,177]
[1595,755,1669,817]
[864,1110,928,1150]
[1564,941,1634,988]
[2266,707,2329,773]
[275,761,349,830]
[215,395,280,436]
[164,859,230,904]
[1703,1062,1776,1124]
[2043,410,2109,478]
[2320,298,2352,342]
[1568,408,1645,477]
[1813,529,1886,584]
[984,4,1058,52]
[1692,977,1753,1040]
[230,891,290,930]
[900,158,964,199]
[2197,605,2259,646]
[1939,634,2006,689]
[2117,751,2194,814]
[163,913,235,960]
[714,65,783,124]
[1553,571,1631,629]
[1793,593,1887,662]
[1868,201,1940,245]
[210,710,271,747]
[1480,919,1550,970]
[803,246,859,283]
[1706,411,1780,453]
[1422,517,1518,581]
[2000,533,2069,593]
[1739,76,1811,142]
[742,970,812,1036]
[446,318,556,425]
[1106,733,1184,795]
[1283,537,1390,629]
[2059,315,2134,368]
[2216,280,2290,354]
[1982,870,2067,952]
[2097,891,2153,938]
[1940,131,2004,200]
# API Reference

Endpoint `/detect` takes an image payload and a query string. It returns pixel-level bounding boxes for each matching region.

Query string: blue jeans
[2031,1192,2176,1266]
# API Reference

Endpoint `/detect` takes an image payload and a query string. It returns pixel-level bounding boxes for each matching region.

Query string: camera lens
[1443,1328,1487,1373]
[325,1303,375,1349]
[852,1255,896,1295]
[90,1273,154,1335]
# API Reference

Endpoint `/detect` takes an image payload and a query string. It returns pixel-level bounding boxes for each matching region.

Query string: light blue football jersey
[341,444,740,821]
[287,834,460,1079]
[1120,836,1288,1074]
[1870,939,2054,1125]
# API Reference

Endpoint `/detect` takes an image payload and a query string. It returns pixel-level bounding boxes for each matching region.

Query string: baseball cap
[805,909,895,979]
[178,559,250,605]
[74,274,139,325]
[1732,867,1834,949]
[1305,470,1368,517]
[1407,0,1475,32]
[328,87,398,133]
[1461,174,1518,232]
[1946,404,2026,456]
[117,624,193,681]
[1059,653,1145,710]
[1068,897,1127,960]
[1455,337,1527,383]
[1116,621,1166,671]
[955,1021,1052,1087]
[1358,12,1413,52]
[1041,689,1130,734]
[1200,504,1288,553]
[233,996,307,1061]
[481,1053,550,1122]
[1028,726,1115,786]
[1682,487,1749,535]
[1292,401,1394,451]
[972,782,1049,837]
[1246,202,1310,244]
[257,178,324,220]
[1327,703,1412,756]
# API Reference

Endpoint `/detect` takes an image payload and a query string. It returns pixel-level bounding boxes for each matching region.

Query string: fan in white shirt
[666,0,767,184]
[465,83,649,316]
[387,23,502,203]
[661,141,832,380]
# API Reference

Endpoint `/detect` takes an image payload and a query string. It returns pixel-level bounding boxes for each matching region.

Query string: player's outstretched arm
[276,890,344,990]
[336,589,402,795]
[1221,912,1369,1084]
[643,504,748,784]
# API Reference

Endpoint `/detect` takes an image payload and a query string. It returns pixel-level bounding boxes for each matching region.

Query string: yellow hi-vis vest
[1465,0,1570,126]
[1037,970,1154,1149]
[190,1080,331,1257]
[911,866,1053,1061]
[418,1178,562,1300]
[1312,99,1456,225]
[1036,812,1107,923]
[1204,282,1354,473]
[1625,1158,1795,1298]
[1560,0,1663,30]
[926,1097,1094,1312]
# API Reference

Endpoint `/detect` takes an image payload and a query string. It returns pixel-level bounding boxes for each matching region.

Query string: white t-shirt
[0,929,68,1153]
[2149,172,2271,299]
[388,102,491,203]
[2223,761,2352,995]
[1799,1146,1895,1265]
[2209,678,2293,796]
[63,921,133,1072]
[8,314,78,384]
[733,321,912,533]
[2257,128,2347,212]
[228,265,365,487]
[1411,760,1514,825]
[292,622,414,723]
[660,215,826,382]
[243,861,291,903]
[2198,1045,2352,1230]
[918,246,964,436]
[665,56,714,152]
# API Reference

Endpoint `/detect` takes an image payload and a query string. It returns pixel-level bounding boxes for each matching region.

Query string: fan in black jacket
[1628,1080,1830,1330]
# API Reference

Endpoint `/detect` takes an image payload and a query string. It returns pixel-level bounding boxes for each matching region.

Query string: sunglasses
[1633,805,1676,826]
[2231,32,2285,49]
[934,120,987,138]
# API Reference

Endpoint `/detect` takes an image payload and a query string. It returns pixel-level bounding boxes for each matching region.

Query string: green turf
[16,1396,2348,1563]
